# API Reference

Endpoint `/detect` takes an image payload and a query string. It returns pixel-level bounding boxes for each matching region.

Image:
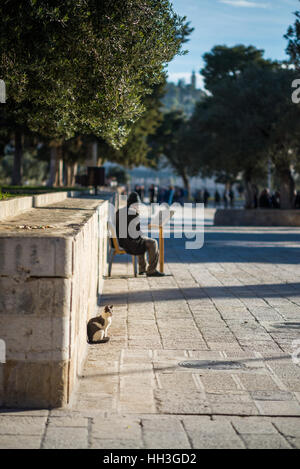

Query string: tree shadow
[79,354,292,380]
[99,282,300,305]
[272,323,300,330]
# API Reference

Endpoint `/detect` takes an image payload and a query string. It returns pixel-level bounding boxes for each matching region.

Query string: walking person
[203,189,210,207]
[149,184,156,204]
[223,190,229,208]
[214,190,221,208]
[229,188,235,208]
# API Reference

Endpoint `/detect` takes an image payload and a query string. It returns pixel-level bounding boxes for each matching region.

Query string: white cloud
[219,0,270,8]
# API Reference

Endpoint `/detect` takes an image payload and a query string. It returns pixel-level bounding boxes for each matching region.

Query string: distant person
[178,187,185,205]
[259,189,272,208]
[149,184,156,204]
[157,187,165,204]
[168,185,175,205]
[141,185,145,202]
[173,187,180,204]
[116,192,164,277]
[295,191,300,209]
[135,185,142,200]
[229,189,235,208]
[194,189,202,203]
[203,189,210,207]
[214,190,221,208]
[271,191,280,209]
[253,185,258,209]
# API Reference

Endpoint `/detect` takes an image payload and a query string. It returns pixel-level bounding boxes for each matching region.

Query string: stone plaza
[0,208,300,449]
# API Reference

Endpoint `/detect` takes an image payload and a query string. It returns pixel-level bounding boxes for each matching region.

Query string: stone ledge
[0,197,110,408]
[0,196,33,221]
[0,191,88,221]
[33,192,68,208]
[214,209,300,227]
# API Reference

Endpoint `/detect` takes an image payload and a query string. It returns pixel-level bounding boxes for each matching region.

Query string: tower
[191,70,196,90]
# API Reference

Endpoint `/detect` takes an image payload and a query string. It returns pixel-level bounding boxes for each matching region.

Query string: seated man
[116,192,164,277]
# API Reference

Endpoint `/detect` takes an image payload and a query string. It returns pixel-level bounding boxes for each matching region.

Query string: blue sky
[167,0,299,88]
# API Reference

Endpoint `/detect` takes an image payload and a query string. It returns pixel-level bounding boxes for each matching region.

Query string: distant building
[162,71,206,117]
[191,70,197,90]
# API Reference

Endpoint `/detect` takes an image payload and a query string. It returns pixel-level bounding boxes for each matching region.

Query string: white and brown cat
[87,305,113,344]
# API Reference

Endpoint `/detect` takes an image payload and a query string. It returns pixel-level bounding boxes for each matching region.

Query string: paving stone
[273,418,300,437]
[91,415,142,448]
[242,434,291,449]
[210,402,259,416]
[157,372,198,390]
[250,391,294,401]
[42,426,88,449]
[142,416,191,449]
[206,392,252,404]
[90,438,143,449]
[287,437,300,448]
[47,416,88,428]
[236,373,281,392]
[231,416,277,434]
[255,400,300,416]
[0,435,42,449]
[154,389,211,414]
[198,374,240,392]
[0,416,47,435]
[182,416,245,449]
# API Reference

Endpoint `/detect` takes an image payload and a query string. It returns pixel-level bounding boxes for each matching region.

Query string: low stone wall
[0,197,109,408]
[33,191,68,208]
[214,209,300,227]
[0,196,33,221]
[0,191,89,220]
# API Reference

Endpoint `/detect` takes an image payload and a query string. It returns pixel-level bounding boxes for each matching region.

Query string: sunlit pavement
[1,208,300,448]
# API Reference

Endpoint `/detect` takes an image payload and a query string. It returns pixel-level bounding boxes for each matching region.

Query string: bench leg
[132,256,137,277]
[108,250,115,277]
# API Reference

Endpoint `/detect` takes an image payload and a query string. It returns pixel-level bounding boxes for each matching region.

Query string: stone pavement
[1,209,300,449]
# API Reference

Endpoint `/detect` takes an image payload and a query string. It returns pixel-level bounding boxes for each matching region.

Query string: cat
[87,305,113,344]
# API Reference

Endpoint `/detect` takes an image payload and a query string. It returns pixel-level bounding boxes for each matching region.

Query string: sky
[167,0,299,89]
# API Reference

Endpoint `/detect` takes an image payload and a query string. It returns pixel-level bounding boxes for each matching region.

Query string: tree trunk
[65,163,72,187]
[279,168,295,209]
[57,155,63,187]
[181,172,191,201]
[48,147,57,187]
[12,130,23,185]
[57,158,64,187]
[244,176,255,209]
[71,162,78,186]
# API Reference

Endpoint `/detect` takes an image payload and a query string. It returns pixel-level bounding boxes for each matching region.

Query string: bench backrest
[107,220,123,253]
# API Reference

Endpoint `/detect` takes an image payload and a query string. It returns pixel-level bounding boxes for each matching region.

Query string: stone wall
[0,196,110,408]
[214,209,300,227]
[0,196,33,221]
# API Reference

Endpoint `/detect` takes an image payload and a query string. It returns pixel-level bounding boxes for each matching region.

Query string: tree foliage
[1,0,191,145]
[0,0,192,183]
[188,65,300,208]
[201,44,275,92]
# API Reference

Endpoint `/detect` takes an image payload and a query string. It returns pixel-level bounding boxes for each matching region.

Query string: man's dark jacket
[116,205,146,255]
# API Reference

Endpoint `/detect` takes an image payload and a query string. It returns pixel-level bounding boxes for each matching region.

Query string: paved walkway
[1,209,300,448]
